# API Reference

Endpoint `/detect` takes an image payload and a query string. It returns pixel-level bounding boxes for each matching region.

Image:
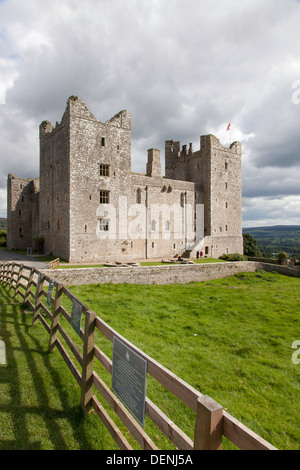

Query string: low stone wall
[42,261,298,286]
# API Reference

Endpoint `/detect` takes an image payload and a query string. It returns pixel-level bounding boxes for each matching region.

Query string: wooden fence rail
[0,262,277,451]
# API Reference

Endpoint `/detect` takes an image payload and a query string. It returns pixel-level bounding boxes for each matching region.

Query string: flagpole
[226,121,231,146]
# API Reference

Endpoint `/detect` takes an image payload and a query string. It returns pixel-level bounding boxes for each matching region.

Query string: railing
[48,258,60,269]
[0,262,277,451]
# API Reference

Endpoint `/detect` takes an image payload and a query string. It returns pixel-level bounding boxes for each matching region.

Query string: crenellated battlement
[8,96,243,262]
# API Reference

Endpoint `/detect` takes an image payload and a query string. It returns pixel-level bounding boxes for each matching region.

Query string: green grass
[1,271,300,449]
[66,271,300,450]
[0,286,118,450]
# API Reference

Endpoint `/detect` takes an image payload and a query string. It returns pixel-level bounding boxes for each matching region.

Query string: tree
[277,251,288,265]
[243,233,262,257]
[0,230,7,247]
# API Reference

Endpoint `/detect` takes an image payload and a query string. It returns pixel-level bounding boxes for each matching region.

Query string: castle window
[151,220,156,231]
[19,227,22,235]
[225,224,228,231]
[165,220,170,231]
[100,164,109,177]
[101,137,105,147]
[47,195,50,206]
[173,243,176,249]
[136,188,142,204]
[225,201,228,209]
[84,224,87,232]
[47,221,50,229]
[225,161,228,170]
[18,209,21,216]
[219,227,222,232]
[99,190,110,204]
[180,193,185,207]
[152,242,155,248]
[56,192,60,202]
[225,182,228,190]
[57,219,60,229]
[99,218,109,231]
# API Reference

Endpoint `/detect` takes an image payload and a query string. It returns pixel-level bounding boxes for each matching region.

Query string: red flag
[226,122,231,131]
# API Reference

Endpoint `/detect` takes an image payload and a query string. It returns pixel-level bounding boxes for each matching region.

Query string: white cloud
[0,0,300,226]
[0,57,19,104]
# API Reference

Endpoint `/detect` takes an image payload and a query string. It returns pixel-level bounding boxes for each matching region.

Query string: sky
[0,0,300,228]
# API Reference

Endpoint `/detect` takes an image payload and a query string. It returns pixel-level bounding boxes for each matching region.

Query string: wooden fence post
[194,395,223,450]
[24,267,35,305]
[9,263,16,291]
[14,264,24,298]
[80,309,96,414]
[4,263,11,286]
[48,283,63,352]
[1,264,6,284]
[4,264,9,285]
[32,273,45,325]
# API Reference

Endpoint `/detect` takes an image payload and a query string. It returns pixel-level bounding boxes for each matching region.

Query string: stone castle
[7,96,243,262]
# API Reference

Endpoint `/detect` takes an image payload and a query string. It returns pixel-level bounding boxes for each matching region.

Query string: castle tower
[39,96,132,261]
[165,134,243,257]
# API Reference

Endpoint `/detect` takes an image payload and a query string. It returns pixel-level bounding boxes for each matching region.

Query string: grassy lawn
[52,257,225,269]
[0,270,299,449]
[0,286,118,450]
[66,271,300,450]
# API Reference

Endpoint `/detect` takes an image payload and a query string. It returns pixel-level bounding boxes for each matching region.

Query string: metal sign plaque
[70,299,82,336]
[47,280,55,307]
[112,336,147,427]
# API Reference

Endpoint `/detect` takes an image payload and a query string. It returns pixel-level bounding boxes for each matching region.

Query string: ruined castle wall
[39,111,71,260]
[131,171,199,259]
[165,135,243,258]
[7,175,39,251]
[67,98,132,262]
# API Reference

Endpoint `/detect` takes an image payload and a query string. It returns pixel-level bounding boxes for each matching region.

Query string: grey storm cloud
[0,0,300,225]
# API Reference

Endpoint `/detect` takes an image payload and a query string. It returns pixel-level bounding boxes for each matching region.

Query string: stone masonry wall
[42,261,299,287]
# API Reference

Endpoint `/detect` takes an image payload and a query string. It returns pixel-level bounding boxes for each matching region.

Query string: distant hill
[243,225,300,258]
[0,218,7,230]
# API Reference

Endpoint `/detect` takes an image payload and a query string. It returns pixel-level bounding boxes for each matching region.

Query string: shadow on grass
[0,284,114,450]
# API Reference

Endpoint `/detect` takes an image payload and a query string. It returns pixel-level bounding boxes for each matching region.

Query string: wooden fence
[0,262,277,451]
[48,258,60,269]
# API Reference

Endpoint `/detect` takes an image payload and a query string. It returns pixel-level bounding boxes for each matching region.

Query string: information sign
[70,299,83,335]
[112,336,147,427]
[47,280,55,307]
